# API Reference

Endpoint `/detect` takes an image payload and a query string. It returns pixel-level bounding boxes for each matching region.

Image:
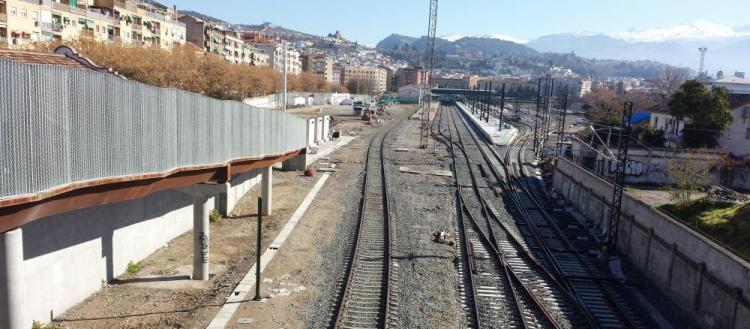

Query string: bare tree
[667,150,718,204]
[659,67,690,95]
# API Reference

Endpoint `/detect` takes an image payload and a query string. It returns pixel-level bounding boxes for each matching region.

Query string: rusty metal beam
[0,148,304,233]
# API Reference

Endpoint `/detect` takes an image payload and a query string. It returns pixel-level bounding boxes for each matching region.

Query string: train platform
[456,102,518,145]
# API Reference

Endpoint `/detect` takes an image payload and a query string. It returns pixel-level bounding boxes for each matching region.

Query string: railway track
[330,121,397,329]
[454,101,657,329]
[433,104,584,328]
[506,122,649,329]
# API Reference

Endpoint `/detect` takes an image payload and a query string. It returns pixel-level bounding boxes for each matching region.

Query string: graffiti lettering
[608,159,649,177]
[199,232,209,264]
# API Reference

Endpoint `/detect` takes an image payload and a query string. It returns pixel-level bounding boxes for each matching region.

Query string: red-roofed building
[0,45,124,78]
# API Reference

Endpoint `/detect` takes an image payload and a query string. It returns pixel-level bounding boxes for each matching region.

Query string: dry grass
[27,39,347,101]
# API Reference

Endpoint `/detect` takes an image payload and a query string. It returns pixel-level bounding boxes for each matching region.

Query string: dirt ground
[626,187,706,207]
[54,104,414,329]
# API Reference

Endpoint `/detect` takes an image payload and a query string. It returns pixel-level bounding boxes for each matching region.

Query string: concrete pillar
[214,183,232,216]
[193,196,210,281]
[281,153,307,171]
[0,229,27,329]
[262,167,272,216]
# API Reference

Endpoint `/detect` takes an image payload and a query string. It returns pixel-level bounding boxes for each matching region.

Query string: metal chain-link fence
[0,59,306,199]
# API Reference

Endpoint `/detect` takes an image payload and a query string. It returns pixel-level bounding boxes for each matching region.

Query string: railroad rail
[330,120,396,329]
[433,104,588,328]
[455,101,656,328]
[507,122,648,328]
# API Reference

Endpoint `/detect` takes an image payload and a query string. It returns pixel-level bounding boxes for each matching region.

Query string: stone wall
[553,157,750,329]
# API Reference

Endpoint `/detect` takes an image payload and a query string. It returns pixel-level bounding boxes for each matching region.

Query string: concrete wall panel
[21,188,197,322]
[698,278,735,329]
[735,302,750,329]
[552,157,750,329]
[669,255,699,306]
[646,238,671,287]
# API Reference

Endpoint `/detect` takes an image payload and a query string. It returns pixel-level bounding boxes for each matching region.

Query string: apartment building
[3,0,43,46]
[241,43,268,67]
[431,75,483,90]
[0,0,185,48]
[343,65,387,94]
[223,31,243,63]
[396,66,426,89]
[179,13,226,55]
[381,65,394,92]
[179,14,269,67]
[88,0,185,48]
[300,53,333,82]
[253,41,301,74]
[332,63,343,86]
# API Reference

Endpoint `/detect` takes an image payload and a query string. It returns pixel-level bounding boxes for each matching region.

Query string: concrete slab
[123,264,226,290]
[398,167,421,175]
[307,136,356,165]
[426,170,453,177]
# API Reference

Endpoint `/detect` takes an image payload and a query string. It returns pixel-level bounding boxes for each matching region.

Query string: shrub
[32,320,60,329]
[210,209,223,223]
[126,261,142,275]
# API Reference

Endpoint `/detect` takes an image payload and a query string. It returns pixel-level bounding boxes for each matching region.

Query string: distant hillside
[527,33,749,74]
[377,34,539,58]
[375,33,671,78]
[178,12,319,42]
[376,34,419,50]
[232,22,317,41]
[453,37,540,58]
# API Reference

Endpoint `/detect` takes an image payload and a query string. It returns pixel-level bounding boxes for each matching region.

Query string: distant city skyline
[164,0,749,45]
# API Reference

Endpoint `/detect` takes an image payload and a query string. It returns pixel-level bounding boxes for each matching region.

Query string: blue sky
[163,0,750,45]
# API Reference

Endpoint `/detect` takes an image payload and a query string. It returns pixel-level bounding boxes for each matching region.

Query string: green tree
[668,80,733,148]
[346,79,375,95]
[638,125,666,148]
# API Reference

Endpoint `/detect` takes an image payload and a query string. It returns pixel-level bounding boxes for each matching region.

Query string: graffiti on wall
[607,159,666,178]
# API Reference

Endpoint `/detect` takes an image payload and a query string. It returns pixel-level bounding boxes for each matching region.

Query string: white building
[255,43,302,75]
[398,84,422,103]
[718,95,750,157]
[709,77,750,95]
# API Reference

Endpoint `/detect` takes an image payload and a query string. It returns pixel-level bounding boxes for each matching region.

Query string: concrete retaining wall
[18,170,260,323]
[553,157,750,329]
[721,167,750,192]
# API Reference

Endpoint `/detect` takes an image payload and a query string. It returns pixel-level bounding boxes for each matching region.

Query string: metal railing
[0,59,307,200]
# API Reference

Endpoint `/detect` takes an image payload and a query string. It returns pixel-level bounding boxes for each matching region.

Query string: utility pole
[282,41,288,112]
[543,77,554,150]
[533,78,542,154]
[498,83,506,131]
[485,82,492,122]
[556,86,569,157]
[419,0,439,149]
[607,102,634,251]
[253,197,263,301]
